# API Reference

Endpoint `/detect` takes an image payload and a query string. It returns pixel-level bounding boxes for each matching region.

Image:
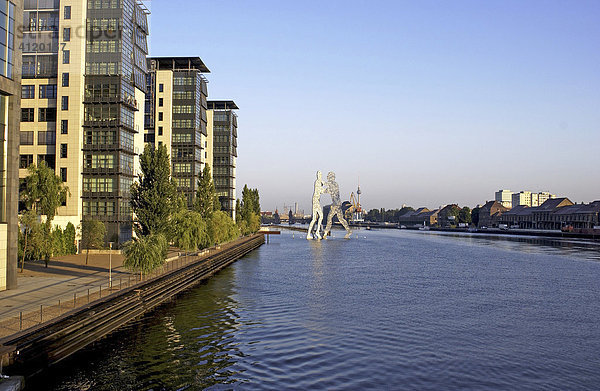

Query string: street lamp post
[109,242,114,289]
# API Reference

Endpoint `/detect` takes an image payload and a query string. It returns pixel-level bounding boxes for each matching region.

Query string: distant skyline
[147,0,600,211]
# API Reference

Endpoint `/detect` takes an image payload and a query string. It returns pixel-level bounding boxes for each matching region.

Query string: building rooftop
[536,197,573,212]
[149,57,210,73]
[208,100,239,110]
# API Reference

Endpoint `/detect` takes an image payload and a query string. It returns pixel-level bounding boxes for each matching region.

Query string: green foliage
[365,207,415,223]
[131,144,184,237]
[238,185,261,234]
[19,162,70,268]
[81,219,106,264]
[237,219,249,236]
[171,210,210,252]
[471,207,480,227]
[123,234,168,276]
[64,222,77,254]
[22,162,70,222]
[194,165,220,219]
[459,207,472,224]
[208,210,239,245]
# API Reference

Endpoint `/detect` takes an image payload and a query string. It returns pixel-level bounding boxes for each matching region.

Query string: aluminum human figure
[307,171,326,240]
[323,172,352,239]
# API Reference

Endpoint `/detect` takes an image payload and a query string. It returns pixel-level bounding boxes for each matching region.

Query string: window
[62,73,69,87]
[63,50,70,64]
[20,132,34,146]
[158,112,163,121]
[61,96,69,110]
[22,85,35,99]
[38,131,56,145]
[21,108,34,122]
[159,84,164,92]
[60,143,68,158]
[61,120,68,134]
[60,168,67,182]
[158,126,163,136]
[20,155,34,169]
[38,155,56,170]
[64,6,71,19]
[159,98,163,107]
[63,27,70,42]
[39,108,57,122]
[39,84,57,99]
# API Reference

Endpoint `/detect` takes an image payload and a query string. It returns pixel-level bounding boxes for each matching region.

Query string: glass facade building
[208,100,238,217]
[145,57,209,207]
[82,0,149,243]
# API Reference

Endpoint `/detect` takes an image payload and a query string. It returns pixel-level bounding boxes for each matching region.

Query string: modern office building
[144,57,210,207]
[495,190,513,208]
[1,0,22,291]
[512,190,557,208]
[20,0,149,243]
[207,100,238,218]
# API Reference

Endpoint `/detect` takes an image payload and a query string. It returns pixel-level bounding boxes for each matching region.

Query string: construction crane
[345,182,364,223]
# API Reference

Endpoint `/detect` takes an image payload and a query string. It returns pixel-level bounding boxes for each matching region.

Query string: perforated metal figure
[307,171,326,240]
[323,172,352,238]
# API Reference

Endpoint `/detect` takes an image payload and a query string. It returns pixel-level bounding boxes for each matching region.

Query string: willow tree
[123,234,168,278]
[171,210,210,254]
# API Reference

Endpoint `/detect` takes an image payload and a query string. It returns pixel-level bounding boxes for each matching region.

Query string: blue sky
[147,0,600,212]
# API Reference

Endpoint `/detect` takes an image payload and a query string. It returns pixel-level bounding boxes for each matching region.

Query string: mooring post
[88,289,90,303]
[58,299,61,314]
[40,305,43,323]
[74,293,77,308]
[19,312,22,330]
[120,278,122,290]
[100,285,102,298]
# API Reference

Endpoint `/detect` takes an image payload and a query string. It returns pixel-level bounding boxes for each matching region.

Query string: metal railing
[0,238,256,339]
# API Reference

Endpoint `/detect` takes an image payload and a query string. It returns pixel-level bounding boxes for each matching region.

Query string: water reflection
[33,229,600,390]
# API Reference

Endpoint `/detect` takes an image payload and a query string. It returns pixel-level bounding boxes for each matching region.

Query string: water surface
[35,230,600,390]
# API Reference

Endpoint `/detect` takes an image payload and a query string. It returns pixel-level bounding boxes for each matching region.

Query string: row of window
[87,0,120,10]
[87,40,120,54]
[173,91,194,100]
[83,201,116,216]
[83,177,114,193]
[173,105,194,114]
[21,107,56,122]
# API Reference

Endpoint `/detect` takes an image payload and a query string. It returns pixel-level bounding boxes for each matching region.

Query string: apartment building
[20,0,149,243]
[512,190,557,208]
[207,100,238,218]
[144,56,210,207]
[495,190,513,208]
[1,0,22,290]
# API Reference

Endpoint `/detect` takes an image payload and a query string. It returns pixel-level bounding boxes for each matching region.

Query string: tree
[238,185,261,234]
[459,207,472,224]
[131,144,184,237]
[81,219,107,265]
[171,210,210,253]
[288,210,294,225]
[471,207,480,227]
[20,162,70,268]
[207,210,239,245]
[195,165,220,219]
[64,222,77,254]
[123,234,168,278]
[19,210,38,272]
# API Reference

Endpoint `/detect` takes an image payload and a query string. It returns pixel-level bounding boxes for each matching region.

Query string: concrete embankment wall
[0,234,264,379]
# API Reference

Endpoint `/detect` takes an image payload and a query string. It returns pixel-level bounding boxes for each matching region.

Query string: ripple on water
[32,230,600,390]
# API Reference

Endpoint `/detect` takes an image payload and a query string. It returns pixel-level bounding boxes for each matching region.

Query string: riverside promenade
[0,234,265,379]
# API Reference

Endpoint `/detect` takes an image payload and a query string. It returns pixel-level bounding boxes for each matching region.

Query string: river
[34,229,600,390]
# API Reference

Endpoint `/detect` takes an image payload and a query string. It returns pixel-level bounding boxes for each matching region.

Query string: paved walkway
[0,254,131,322]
